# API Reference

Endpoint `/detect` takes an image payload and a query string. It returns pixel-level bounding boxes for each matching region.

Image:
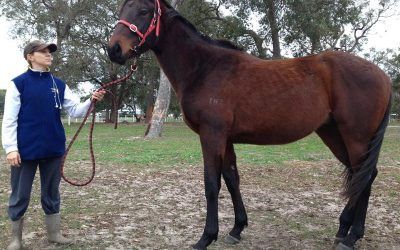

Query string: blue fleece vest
[13,69,66,160]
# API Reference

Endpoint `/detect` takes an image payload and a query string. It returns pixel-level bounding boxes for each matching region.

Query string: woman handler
[2,40,106,249]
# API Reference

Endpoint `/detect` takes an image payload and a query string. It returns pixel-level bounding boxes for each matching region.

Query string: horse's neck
[153,18,216,97]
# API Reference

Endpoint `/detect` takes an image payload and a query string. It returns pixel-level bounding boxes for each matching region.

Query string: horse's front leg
[193,129,226,250]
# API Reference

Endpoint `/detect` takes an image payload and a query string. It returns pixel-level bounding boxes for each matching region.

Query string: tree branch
[348,6,387,52]
[41,0,54,10]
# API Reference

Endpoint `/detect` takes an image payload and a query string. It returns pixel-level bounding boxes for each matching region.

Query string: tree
[0,0,140,123]
[221,0,286,58]
[221,0,395,58]
[284,0,393,56]
[1,0,101,72]
[265,0,281,58]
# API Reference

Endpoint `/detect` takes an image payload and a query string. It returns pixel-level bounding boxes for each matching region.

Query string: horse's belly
[232,128,314,145]
[231,112,329,145]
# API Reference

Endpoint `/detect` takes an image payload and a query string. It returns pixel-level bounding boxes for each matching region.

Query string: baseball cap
[23,40,57,59]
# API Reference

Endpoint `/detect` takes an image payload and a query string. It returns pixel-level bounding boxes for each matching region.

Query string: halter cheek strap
[117,0,162,51]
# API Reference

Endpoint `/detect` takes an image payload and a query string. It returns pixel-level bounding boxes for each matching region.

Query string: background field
[0,122,399,249]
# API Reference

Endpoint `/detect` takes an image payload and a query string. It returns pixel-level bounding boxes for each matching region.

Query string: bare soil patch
[1,160,399,249]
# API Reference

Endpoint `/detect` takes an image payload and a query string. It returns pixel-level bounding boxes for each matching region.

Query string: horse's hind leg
[316,123,355,240]
[334,163,377,249]
[316,123,373,248]
[221,142,248,244]
[334,135,380,250]
[336,168,378,250]
[320,120,383,250]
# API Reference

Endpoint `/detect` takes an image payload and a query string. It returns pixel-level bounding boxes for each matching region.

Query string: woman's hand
[6,151,21,167]
[91,90,106,101]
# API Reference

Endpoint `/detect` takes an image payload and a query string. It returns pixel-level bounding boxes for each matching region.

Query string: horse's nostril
[113,43,121,55]
[108,43,127,65]
[108,43,122,62]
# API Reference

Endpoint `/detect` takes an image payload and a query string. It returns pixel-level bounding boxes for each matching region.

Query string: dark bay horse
[107,0,392,249]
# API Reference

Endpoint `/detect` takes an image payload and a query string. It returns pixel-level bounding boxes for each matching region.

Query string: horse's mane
[179,16,243,51]
[163,1,243,51]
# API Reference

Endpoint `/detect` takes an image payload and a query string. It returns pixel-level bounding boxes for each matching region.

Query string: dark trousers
[8,157,62,221]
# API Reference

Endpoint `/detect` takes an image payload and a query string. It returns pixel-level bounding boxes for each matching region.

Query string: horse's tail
[342,94,392,207]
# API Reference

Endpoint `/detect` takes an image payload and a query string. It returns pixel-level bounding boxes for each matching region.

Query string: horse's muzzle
[108,43,127,65]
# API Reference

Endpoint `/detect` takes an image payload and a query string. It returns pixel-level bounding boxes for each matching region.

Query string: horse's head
[108,0,162,65]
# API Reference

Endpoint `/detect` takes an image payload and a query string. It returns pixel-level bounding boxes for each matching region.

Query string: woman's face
[27,48,53,69]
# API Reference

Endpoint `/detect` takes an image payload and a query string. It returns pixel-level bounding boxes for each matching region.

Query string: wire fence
[61,114,184,125]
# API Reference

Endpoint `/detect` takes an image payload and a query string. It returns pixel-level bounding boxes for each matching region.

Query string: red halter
[117,0,162,51]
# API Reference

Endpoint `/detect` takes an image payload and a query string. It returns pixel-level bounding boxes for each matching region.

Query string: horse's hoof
[224,234,240,245]
[335,242,354,250]
[334,237,345,245]
[191,244,206,250]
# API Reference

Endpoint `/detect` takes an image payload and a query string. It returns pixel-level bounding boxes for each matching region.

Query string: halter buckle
[131,64,138,72]
[129,24,138,33]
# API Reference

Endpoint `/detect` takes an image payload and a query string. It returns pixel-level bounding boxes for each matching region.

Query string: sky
[0,7,400,90]
[0,17,28,89]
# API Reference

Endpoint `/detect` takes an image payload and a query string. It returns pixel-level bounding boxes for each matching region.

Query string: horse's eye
[139,9,150,16]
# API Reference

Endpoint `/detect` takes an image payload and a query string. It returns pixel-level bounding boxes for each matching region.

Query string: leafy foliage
[222,0,396,57]
[365,48,400,116]
[1,0,399,121]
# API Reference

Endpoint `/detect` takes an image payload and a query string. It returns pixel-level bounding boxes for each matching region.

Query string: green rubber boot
[7,217,23,250]
[45,213,73,244]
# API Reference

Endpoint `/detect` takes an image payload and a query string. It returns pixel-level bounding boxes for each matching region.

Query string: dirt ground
[1,160,399,249]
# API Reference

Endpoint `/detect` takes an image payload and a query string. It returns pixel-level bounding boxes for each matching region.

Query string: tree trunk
[108,85,118,123]
[265,0,281,59]
[104,63,120,123]
[145,0,184,138]
[105,108,110,122]
[145,104,154,123]
[244,29,268,59]
[145,70,171,137]
[144,80,155,123]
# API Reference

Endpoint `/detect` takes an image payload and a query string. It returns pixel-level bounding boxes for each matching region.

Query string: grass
[63,121,399,168]
[64,122,333,168]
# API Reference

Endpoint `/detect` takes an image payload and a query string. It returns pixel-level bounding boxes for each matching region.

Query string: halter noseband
[117,0,162,51]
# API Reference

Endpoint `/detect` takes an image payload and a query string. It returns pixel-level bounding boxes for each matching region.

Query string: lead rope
[61,64,137,186]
